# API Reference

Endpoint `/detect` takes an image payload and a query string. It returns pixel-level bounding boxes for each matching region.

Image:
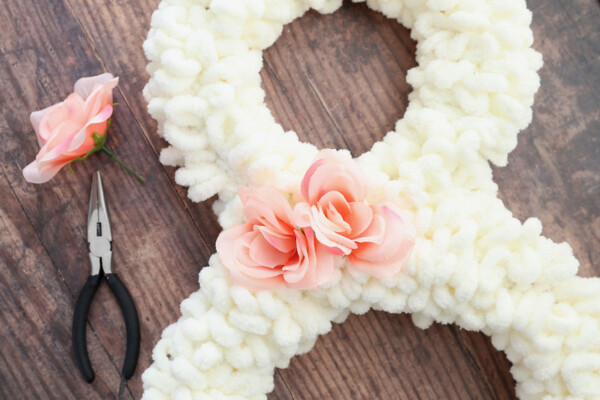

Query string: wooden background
[1,0,598,399]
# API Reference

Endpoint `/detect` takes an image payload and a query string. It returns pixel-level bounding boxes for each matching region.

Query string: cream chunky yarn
[141,0,600,399]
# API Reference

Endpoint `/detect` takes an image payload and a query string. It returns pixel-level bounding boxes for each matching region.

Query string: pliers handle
[72,270,140,383]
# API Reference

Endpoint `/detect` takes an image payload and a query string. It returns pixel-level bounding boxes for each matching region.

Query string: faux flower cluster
[216,150,415,290]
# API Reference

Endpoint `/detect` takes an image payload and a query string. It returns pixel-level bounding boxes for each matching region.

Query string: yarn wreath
[141,0,600,399]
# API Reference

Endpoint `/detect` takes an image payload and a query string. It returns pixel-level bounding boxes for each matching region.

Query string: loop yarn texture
[141,0,600,399]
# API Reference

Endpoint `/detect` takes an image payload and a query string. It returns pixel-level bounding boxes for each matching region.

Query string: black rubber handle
[104,273,140,380]
[72,274,101,383]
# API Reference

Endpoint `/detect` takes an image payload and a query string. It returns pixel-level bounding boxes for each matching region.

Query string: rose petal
[350,235,414,278]
[216,225,286,290]
[239,186,294,231]
[216,224,253,270]
[235,261,285,280]
[347,202,374,238]
[30,103,63,146]
[353,212,386,244]
[228,268,285,291]
[314,204,347,234]
[74,73,117,100]
[312,170,366,203]
[311,238,336,286]
[36,103,72,147]
[23,159,60,184]
[309,205,356,254]
[82,77,118,120]
[318,191,351,230]
[234,231,259,267]
[301,150,368,204]
[292,202,312,228]
[249,232,292,268]
[36,120,82,162]
[283,228,335,289]
[257,226,296,253]
[349,205,415,278]
[300,158,326,202]
[63,93,88,125]
[66,104,113,153]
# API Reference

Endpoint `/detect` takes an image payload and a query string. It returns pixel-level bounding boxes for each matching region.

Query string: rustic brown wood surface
[0,0,598,399]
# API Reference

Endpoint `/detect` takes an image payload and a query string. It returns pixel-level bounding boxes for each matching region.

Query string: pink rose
[216,187,335,290]
[297,150,415,278]
[23,73,118,183]
[295,149,371,255]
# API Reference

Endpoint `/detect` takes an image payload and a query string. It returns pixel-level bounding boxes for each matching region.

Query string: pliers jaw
[87,171,112,275]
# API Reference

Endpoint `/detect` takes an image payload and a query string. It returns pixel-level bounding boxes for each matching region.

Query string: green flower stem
[101,147,145,183]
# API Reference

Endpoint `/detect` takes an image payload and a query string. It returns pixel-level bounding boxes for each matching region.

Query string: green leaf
[68,117,111,173]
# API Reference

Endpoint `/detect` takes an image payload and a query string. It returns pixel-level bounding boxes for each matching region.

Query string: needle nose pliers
[72,171,140,383]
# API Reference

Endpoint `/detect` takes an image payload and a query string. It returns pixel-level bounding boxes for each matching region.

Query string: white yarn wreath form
[141,0,600,399]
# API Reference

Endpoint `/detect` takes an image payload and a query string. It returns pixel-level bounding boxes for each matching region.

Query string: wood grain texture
[492,0,600,278]
[0,0,598,399]
[64,0,223,246]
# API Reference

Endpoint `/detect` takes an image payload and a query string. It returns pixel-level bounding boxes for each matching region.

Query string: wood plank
[0,0,214,397]
[271,371,296,400]
[277,311,510,399]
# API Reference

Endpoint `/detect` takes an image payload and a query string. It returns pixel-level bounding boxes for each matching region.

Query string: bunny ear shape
[141,0,598,399]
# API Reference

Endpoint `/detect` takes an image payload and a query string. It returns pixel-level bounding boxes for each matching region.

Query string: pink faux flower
[23,73,118,183]
[216,150,416,291]
[216,187,335,290]
[297,150,415,278]
[295,150,371,255]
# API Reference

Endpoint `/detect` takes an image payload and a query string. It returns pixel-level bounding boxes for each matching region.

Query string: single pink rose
[23,73,119,183]
[216,187,335,290]
[298,150,415,278]
[348,204,415,278]
[297,149,371,255]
